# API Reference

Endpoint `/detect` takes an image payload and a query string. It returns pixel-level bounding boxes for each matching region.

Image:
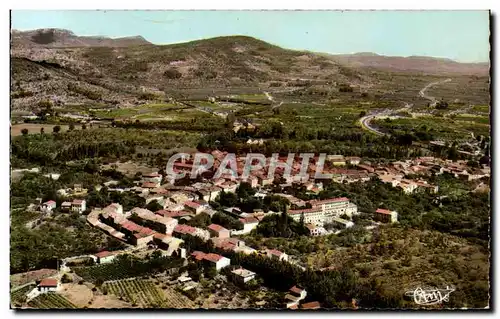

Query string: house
[374,208,398,223]
[94,250,118,264]
[174,224,210,241]
[153,234,185,257]
[131,232,155,246]
[238,217,259,234]
[191,251,231,271]
[301,301,321,309]
[331,217,354,229]
[285,285,307,308]
[142,172,163,184]
[37,278,60,293]
[224,207,244,218]
[231,267,256,284]
[71,199,86,213]
[183,201,206,215]
[266,249,288,262]
[130,207,178,234]
[211,237,247,253]
[207,224,230,239]
[306,224,325,236]
[61,201,72,211]
[41,200,57,212]
[398,180,417,194]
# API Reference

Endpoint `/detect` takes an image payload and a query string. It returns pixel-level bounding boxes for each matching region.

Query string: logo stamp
[405,286,455,305]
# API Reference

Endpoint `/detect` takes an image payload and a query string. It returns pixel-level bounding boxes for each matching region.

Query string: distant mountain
[9,30,489,111]
[330,53,489,75]
[11,28,152,48]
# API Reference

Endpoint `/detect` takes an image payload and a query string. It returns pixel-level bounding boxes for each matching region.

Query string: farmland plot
[103,279,167,308]
[28,293,78,309]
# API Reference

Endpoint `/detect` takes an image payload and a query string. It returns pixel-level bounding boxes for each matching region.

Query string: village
[14,148,490,309]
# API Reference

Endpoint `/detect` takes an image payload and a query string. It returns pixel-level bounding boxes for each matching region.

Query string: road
[360,79,452,136]
[418,78,452,107]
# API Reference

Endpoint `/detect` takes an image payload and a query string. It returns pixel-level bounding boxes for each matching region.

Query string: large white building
[288,197,358,226]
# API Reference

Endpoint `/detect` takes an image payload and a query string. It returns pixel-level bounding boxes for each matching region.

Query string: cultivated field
[11,124,70,136]
[28,293,78,309]
[103,278,193,308]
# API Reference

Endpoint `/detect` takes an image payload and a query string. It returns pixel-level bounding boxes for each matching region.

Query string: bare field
[11,124,70,136]
[10,269,58,287]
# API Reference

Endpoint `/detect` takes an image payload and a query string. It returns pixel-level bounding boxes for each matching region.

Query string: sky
[11,10,490,63]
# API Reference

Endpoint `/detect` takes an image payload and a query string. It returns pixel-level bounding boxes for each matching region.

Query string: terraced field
[28,293,78,309]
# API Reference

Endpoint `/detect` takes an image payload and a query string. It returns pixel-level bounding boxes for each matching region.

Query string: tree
[359,111,367,118]
[69,124,75,131]
[82,124,87,130]
[21,128,28,136]
[40,127,44,134]
[146,200,163,212]
[53,125,61,134]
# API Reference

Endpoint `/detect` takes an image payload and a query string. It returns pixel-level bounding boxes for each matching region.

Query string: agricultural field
[10,284,36,307]
[11,124,70,136]
[28,293,78,309]
[162,287,196,309]
[73,263,137,283]
[372,115,490,140]
[101,278,195,308]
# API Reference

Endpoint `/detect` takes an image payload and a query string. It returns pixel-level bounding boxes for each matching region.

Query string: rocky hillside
[11,28,151,48]
[10,28,489,111]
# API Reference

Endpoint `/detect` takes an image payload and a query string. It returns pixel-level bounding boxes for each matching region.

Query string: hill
[331,53,489,75]
[11,28,151,48]
[10,29,489,111]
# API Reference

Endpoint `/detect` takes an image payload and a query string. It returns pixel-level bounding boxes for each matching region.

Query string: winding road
[419,78,452,107]
[360,79,452,136]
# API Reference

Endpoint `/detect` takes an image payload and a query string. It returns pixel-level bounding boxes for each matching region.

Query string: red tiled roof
[134,232,154,239]
[39,278,58,287]
[376,208,392,215]
[72,199,84,205]
[208,224,227,233]
[156,210,193,218]
[95,251,112,258]
[184,201,200,208]
[268,249,284,257]
[44,200,56,206]
[239,217,259,224]
[310,197,349,206]
[301,301,321,309]
[62,201,72,206]
[289,285,304,295]
[204,253,223,263]
[191,251,205,261]
[142,182,158,188]
[289,304,298,309]
[143,172,161,177]
[174,224,197,234]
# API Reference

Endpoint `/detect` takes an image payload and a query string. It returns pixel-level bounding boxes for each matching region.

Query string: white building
[231,268,256,284]
[94,251,117,264]
[266,249,289,262]
[71,199,86,213]
[288,197,358,226]
[37,278,60,293]
[331,217,354,229]
[191,251,231,271]
[41,200,57,212]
